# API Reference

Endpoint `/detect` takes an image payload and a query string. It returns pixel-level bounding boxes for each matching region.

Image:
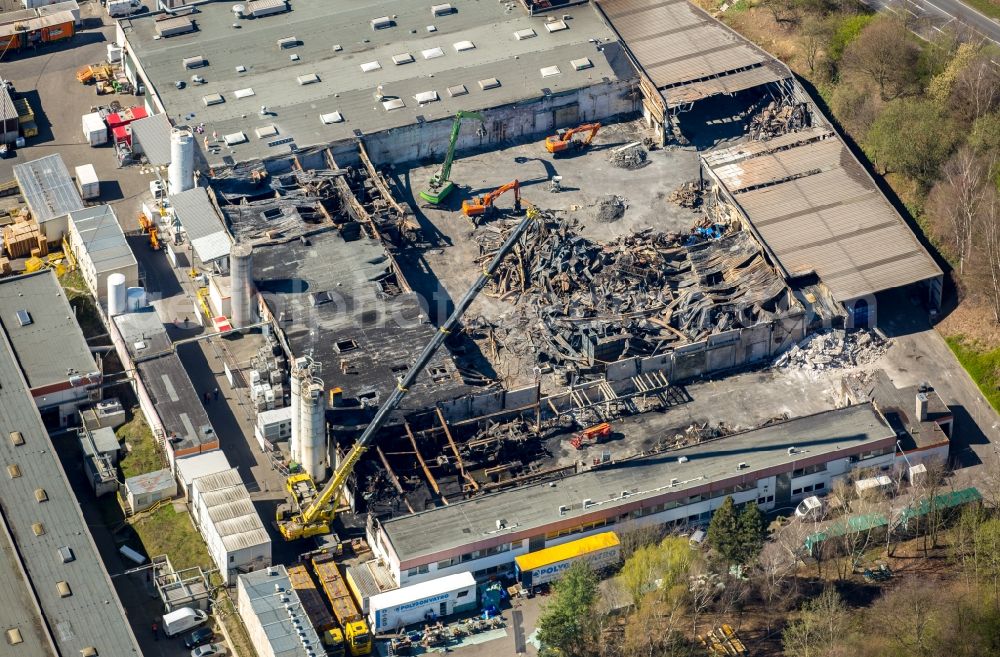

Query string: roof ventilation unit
[15,309,31,326]
[582,498,593,508]
[737,462,749,470]
[370,16,393,30]
[320,112,344,124]
[202,93,225,106]
[234,88,255,99]
[277,36,299,49]
[447,84,468,97]
[183,55,207,69]
[545,19,568,32]
[479,77,500,90]
[381,98,405,111]
[787,446,797,455]
[297,73,320,85]
[223,131,248,145]
[678,456,689,464]
[392,53,414,65]
[255,125,278,139]
[558,505,568,516]
[670,478,679,486]
[570,57,593,71]
[431,3,454,16]
[621,490,630,498]
[514,28,536,40]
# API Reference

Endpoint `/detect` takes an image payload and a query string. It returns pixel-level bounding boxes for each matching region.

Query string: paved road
[862,0,1000,46]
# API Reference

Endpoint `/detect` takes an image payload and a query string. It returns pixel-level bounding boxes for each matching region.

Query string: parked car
[183,627,214,649]
[191,644,225,657]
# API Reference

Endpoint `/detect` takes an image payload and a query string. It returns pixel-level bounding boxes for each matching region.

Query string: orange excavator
[545,122,601,154]
[461,179,521,218]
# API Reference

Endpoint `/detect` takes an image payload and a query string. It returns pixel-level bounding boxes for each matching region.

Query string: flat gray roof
[0,313,140,655]
[113,309,217,453]
[382,403,895,563]
[130,113,173,166]
[0,518,56,657]
[68,205,138,275]
[238,566,323,657]
[13,154,84,225]
[251,227,470,417]
[122,0,624,164]
[703,130,942,301]
[0,270,97,390]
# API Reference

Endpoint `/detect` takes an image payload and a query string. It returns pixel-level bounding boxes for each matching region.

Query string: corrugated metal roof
[129,113,172,166]
[13,154,84,225]
[169,187,229,262]
[595,0,789,109]
[68,205,137,275]
[195,468,270,552]
[704,131,942,301]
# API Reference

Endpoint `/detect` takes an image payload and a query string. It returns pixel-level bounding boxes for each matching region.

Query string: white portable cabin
[368,571,477,633]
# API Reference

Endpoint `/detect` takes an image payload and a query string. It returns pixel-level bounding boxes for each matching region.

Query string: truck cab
[344,620,371,656]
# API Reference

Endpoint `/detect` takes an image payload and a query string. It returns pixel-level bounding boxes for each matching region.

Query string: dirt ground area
[936,297,1000,348]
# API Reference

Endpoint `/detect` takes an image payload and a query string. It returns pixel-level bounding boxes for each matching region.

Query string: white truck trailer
[368,571,477,633]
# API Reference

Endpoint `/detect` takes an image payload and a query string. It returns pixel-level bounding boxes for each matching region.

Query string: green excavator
[419,110,484,205]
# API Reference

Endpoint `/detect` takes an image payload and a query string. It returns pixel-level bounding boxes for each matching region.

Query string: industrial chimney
[230,242,255,328]
[916,392,928,422]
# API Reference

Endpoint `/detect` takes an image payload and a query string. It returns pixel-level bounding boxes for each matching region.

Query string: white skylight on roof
[392,53,415,65]
[360,61,381,73]
[382,98,405,111]
[203,93,224,106]
[545,19,568,32]
[422,47,444,60]
[297,73,320,85]
[479,77,500,90]
[570,57,593,71]
[453,40,475,52]
[514,28,537,40]
[234,88,255,99]
[255,125,278,139]
[447,84,468,97]
[223,131,248,145]
[540,65,561,78]
[320,112,344,124]
[414,90,439,104]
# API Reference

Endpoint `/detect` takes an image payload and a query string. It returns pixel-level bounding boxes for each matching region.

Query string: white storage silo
[126,287,147,311]
[289,361,304,465]
[107,272,127,316]
[168,128,195,194]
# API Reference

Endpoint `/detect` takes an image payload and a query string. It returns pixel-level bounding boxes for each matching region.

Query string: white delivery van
[107,0,141,18]
[162,607,209,637]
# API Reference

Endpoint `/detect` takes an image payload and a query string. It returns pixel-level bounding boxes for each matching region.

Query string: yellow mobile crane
[277,205,541,542]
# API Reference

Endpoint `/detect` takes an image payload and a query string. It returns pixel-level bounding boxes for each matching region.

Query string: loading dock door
[553,104,579,129]
[775,472,791,507]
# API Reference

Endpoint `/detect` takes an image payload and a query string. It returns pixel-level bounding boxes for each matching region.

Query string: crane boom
[419,110,484,205]
[296,205,541,528]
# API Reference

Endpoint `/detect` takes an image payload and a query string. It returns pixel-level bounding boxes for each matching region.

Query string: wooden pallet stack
[3,213,46,259]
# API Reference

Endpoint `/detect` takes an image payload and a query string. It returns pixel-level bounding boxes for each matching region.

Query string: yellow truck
[312,555,372,656]
[287,563,345,657]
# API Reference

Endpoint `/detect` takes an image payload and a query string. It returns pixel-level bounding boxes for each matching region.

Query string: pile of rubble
[609,141,648,169]
[668,182,703,209]
[469,214,797,373]
[746,100,810,141]
[596,195,629,223]
[772,329,890,371]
